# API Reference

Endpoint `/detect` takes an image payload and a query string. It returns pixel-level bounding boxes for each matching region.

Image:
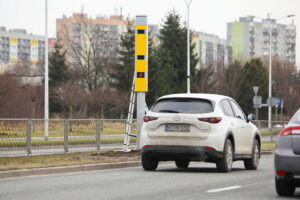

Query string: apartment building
[227,15,296,63]
[0,27,45,64]
[192,32,232,70]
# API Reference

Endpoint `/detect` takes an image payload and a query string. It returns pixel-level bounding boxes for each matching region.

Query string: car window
[151,98,213,114]
[229,100,246,120]
[221,100,235,117]
[291,110,300,124]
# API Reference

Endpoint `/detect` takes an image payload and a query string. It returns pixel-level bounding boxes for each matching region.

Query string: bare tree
[54,83,86,119]
[57,13,118,92]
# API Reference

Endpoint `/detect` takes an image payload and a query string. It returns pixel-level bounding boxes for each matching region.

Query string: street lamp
[185,0,192,94]
[265,14,295,140]
[44,0,49,140]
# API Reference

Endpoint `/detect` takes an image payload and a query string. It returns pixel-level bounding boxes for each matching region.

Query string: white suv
[140,93,261,172]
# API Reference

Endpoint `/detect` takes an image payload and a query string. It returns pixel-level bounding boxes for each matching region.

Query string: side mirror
[247,113,255,122]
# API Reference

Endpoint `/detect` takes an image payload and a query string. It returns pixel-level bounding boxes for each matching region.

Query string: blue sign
[276,98,281,105]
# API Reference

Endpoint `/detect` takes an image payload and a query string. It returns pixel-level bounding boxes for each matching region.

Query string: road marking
[207,186,242,193]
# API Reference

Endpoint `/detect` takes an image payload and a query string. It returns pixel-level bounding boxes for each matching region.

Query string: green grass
[260,129,280,135]
[0,121,137,138]
[0,137,137,147]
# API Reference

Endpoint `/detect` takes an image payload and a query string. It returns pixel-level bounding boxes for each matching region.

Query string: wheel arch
[226,132,235,154]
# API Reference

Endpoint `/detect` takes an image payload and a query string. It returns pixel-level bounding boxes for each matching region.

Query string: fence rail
[0,119,137,157]
[0,119,288,157]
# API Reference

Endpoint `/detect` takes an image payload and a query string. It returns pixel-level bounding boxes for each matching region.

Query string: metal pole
[44,0,49,140]
[275,105,278,122]
[185,0,192,94]
[280,98,283,121]
[26,119,32,156]
[136,93,145,149]
[255,107,259,121]
[268,22,273,142]
[64,120,69,156]
[96,119,101,154]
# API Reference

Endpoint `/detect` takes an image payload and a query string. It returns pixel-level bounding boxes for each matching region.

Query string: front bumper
[141,145,223,162]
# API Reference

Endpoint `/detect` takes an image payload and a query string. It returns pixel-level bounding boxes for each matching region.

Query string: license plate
[165,124,190,132]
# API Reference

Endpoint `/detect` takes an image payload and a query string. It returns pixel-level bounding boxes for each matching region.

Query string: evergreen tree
[155,11,198,97]
[111,20,135,92]
[49,42,71,87]
[49,41,71,114]
[237,58,268,114]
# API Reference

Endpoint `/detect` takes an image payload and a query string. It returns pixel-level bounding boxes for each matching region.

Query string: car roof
[157,93,232,102]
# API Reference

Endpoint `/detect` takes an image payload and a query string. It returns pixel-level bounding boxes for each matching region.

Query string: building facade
[192,32,232,70]
[227,15,296,63]
[56,13,129,67]
[0,27,45,64]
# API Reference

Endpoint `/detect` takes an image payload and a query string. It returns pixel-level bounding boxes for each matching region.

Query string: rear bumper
[141,145,223,162]
[274,149,300,181]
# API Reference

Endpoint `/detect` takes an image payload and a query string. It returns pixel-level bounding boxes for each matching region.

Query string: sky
[0,0,300,65]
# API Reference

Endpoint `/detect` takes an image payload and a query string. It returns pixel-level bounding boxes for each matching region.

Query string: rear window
[291,110,300,124]
[151,98,214,114]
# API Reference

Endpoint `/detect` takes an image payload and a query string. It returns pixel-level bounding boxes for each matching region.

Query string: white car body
[140,93,261,172]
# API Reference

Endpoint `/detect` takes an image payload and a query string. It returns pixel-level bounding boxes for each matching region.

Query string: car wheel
[175,160,190,169]
[275,178,295,197]
[142,155,158,171]
[244,139,260,170]
[216,139,233,172]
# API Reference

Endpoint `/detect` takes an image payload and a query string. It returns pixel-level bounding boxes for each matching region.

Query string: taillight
[276,170,286,176]
[143,116,158,122]
[198,117,222,124]
[279,126,300,136]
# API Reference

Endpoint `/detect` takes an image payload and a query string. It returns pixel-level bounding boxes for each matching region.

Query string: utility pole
[44,0,49,140]
[185,0,192,94]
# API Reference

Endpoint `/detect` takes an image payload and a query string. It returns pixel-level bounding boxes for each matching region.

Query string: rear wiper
[159,110,179,113]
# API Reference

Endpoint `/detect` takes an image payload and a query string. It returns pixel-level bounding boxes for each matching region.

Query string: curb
[0,152,274,179]
[0,161,141,179]
[261,151,274,155]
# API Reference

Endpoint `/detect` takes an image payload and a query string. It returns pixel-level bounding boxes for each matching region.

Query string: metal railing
[0,119,137,157]
[0,119,288,157]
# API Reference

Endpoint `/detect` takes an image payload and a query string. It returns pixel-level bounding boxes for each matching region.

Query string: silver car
[274,109,300,196]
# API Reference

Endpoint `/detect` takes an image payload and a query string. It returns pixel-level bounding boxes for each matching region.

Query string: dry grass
[261,141,276,151]
[0,150,140,171]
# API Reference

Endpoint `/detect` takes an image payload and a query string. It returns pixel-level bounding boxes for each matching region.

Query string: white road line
[207,186,242,193]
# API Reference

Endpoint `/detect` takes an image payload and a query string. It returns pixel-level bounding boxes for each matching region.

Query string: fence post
[64,120,69,156]
[26,119,32,156]
[96,119,101,154]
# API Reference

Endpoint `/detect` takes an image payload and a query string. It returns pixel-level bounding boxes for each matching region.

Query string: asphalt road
[1,155,299,200]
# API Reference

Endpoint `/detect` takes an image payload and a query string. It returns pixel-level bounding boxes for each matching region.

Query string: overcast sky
[0,0,299,65]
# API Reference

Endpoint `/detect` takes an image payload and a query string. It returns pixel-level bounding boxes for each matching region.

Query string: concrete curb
[0,161,141,179]
[0,151,274,179]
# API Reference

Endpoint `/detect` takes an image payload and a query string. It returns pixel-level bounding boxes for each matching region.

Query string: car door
[229,100,253,154]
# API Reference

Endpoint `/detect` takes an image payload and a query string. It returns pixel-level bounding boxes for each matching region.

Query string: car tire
[244,139,260,170]
[142,155,158,171]
[275,178,295,197]
[175,160,190,169]
[216,139,233,173]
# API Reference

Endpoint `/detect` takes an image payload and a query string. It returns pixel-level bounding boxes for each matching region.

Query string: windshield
[151,98,214,114]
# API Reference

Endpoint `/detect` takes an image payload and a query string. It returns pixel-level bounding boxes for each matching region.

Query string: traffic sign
[253,86,259,95]
[253,96,262,108]
[275,98,281,105]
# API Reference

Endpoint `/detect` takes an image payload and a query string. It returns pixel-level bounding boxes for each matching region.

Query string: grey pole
[44,0,49,140]
[185,0,192,94]
[137,93,145,149]
[267,19,273,142]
